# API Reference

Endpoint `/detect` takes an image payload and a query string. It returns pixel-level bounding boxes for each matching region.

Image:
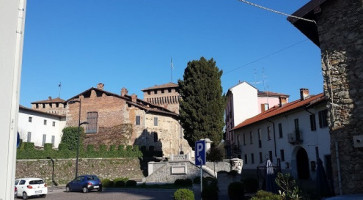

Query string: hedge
[174,189,194,200]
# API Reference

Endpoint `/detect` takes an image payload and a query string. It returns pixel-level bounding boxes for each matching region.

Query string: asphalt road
[38,188,179,200]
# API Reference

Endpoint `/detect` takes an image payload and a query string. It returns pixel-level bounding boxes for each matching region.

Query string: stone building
[66,83,191,158]
[142,82,180,114]
[289,0,363,194]
[31,97,66,116]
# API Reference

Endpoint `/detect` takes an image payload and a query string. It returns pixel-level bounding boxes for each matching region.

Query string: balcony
[288,130,303,145]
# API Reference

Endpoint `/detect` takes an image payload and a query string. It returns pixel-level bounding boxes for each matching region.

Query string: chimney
[300,88,309,100]
[279,96,287,107]
[97,83,104,90]
[131,94,137,103]
[121,87,128,97]
[48,96,52,100]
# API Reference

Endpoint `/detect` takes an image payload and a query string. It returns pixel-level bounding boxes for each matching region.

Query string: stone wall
[16,158,143,185]
[317,0,363,194]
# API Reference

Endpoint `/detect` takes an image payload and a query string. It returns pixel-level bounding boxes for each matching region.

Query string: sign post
[195,140,206,198]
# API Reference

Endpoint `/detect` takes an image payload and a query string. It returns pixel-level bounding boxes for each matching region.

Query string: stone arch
[291,146,310,180]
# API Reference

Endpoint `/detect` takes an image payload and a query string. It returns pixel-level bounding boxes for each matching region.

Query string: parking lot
[37,187,178,200]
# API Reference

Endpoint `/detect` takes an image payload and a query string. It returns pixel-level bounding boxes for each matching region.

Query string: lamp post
[46,156,55,191]
[68,99,88,179]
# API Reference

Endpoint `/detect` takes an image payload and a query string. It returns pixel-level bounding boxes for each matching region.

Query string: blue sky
[20,0,322,107]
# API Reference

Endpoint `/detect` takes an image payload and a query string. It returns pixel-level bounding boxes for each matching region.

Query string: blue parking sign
[195,140,206,166]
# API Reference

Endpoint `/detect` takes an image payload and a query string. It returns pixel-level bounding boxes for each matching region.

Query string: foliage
[174,189,195,200]
[44,143,53,151]
[251,190,282,200]
[126,180,137,187]
[174,179,193,187]
[60,127,85,151]
[275,173,301,200]
[101,179,114,188]
[178,57,225,147]
[201,177,218,200]
[114,177,128,187]
[228,182,244,200]
[207,143,225,162]
[193,177,201,184]
[243,177,259,193]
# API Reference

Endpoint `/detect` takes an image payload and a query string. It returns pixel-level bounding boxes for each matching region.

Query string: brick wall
[317,0,363,194]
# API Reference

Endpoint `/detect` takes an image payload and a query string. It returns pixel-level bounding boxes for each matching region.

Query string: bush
[60,127,84,151]
[44,143,53,151]
[114,177,128,187]
[102,179,114,188]
[243,177,259,193]
[126,180,137,187]
[228,182,244,200]
[202,177,218,200]
[174,189,194,200]
[109,145,116,152]
[174,179,192,187]
[87,145,95,152]
[251,190,282,200]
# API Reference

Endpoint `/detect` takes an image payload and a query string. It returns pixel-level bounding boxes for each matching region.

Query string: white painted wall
[230,82,258,126]
[18,108,66,148]
[235,103,330,181]
[0,0,27,199]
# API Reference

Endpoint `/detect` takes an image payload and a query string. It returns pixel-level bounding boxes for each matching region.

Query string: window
[249,131,253,144]
[258,129,262,148]
[28,116,32,123]
[161,89,164,93]
[280,149,285,161]
[136,116,140,125]
[310,114,316,131]
[278,123,283,138]
[51,136,55,147]
[318,109,328,128]
[27,132,31,142]
[243,133,246,145]
[269,151,273,162]
[251,153,255,164]
[86,112,98,133]
[267,126,271,140]
[42,134,46,146]
[44,120,47,125]
[42,104,45,108]
[260,103,269,112]
[36,104,39,108]
[154,132,158,142]
[294,118,299,132]
[147,91,150,95]
[52,121,55,127]
[19,180,26,185]
[168,88,171,93]
[244,154,248,164]
[154,90,157,94]
[56,103,59,108]
[154,117,158,126]
[259,152,263,163]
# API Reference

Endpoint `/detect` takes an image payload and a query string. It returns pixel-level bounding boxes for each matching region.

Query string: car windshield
[15,180,19,185]
[87,176,99,180]
[29,180,44,184]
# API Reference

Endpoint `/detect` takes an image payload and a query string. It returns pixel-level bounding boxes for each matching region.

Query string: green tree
[178,57,225,147]
[60,127,85,151]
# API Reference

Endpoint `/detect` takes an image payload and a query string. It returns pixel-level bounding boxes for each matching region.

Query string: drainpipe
[335,141,342,195]
[267,119,277,158]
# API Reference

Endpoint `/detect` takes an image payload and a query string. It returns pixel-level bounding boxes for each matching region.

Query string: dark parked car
[66,175,102,193]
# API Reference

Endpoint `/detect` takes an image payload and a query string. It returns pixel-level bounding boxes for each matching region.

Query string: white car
[15,178,47,199]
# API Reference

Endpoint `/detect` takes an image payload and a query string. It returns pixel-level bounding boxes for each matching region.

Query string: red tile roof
[19,105,65,118]
[232,93,326,130]
[258,91,289,97]
[31,97,65,104]
[141,82,178,91]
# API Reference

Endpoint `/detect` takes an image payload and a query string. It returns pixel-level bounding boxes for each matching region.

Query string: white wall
[0,0,27,199]
[18,108,66,148]
[230,82,258,126]
[235,103,330,181]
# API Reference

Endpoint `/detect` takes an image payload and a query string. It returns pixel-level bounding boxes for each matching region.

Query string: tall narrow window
[267,126,271,140]
[318,109,328,128]
[280,149,285,161]
[28,117,32,123]
[269,151,273,162]
[259,152,263,163]
[294,118,299,132]
[154,117,158,126]
[86,112,98,134]
[249,131,253,144]
[44,120,47,125]
[278,123,283,138]
[27,132,31,142]
[251,153,255,164]
[258,129,262,148]
[52,121,56,127]
[243,133,246,145]
[136,116,140,125]
[244,154,248,164]
[154,132,158,142]
[42,134,46,146]
[310,114,316,131]
[51,136,55,147]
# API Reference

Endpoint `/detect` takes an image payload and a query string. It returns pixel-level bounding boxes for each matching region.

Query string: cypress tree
[178,57,225,148]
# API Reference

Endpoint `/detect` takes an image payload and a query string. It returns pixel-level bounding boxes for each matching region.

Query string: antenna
[58,82,62,98]
[170,57,173,83]
[251,68,262,86]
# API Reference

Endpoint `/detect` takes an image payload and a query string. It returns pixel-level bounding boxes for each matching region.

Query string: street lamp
[68,99,88,179]
[46,156,58,191]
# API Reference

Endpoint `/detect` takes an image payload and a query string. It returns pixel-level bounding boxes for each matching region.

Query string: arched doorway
[296,148,310,179]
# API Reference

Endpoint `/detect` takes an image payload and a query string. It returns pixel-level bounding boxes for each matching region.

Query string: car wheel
[98,186,102,192]
[41,194,47,198]
[22,192,28,200]
[66,186,71,192]
[82,187,88,193]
